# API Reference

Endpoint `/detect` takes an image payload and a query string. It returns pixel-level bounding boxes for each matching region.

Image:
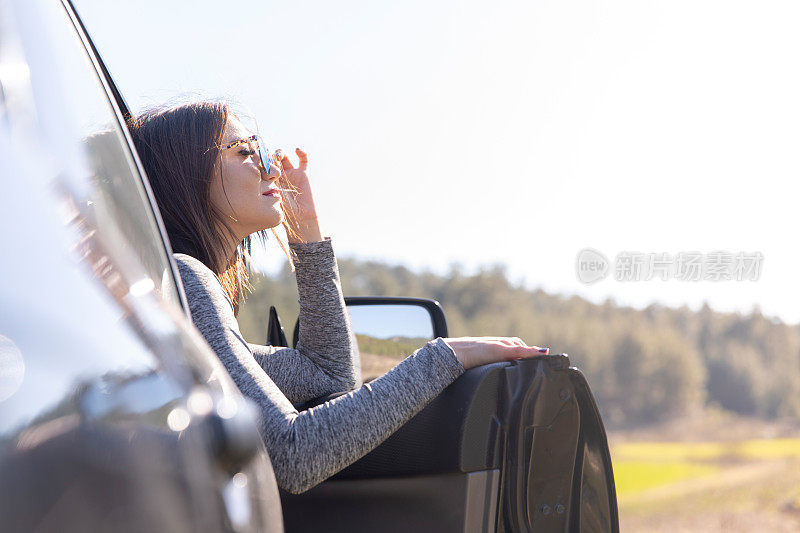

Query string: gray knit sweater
[174,237,465,494]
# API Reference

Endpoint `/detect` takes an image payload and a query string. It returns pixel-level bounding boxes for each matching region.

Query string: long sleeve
[247,236,361,404]
[174,253,465,494]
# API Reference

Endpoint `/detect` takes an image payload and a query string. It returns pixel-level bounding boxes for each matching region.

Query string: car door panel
[282,355,619,532]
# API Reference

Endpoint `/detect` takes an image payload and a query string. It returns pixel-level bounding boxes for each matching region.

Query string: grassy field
[609,417,800,532]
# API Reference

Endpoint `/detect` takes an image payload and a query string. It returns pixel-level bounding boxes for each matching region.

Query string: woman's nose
[262,161,281,179]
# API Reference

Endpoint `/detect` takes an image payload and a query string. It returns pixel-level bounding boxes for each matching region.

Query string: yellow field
[613,460,721,495]
[611,438,800,532]
[614,438,800,464]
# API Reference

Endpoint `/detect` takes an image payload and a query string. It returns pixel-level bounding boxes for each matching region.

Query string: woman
[127,101,550,494]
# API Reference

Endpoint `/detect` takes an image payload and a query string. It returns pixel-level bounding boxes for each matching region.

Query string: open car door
[281,297,619,532]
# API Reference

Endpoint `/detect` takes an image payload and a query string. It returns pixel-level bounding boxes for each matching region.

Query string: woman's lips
[263,189,280,197]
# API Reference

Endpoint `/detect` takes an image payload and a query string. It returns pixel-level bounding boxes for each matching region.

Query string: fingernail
[538,347,549,353]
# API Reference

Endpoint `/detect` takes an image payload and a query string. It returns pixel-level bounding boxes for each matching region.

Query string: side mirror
[293,297,449,381]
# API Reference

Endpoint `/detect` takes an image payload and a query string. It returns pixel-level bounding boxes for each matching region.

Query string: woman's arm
[175,254,464,494]
[247,149,359,403]
[245,236,361,404]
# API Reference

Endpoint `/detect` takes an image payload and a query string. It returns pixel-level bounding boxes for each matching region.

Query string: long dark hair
[127,101,297,314]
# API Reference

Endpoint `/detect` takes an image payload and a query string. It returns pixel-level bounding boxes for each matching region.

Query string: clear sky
[73,0,800,324]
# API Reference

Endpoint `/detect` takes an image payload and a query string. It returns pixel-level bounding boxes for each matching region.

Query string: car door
[281,303,619,532]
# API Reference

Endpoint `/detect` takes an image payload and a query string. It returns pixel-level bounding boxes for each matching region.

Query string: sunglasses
[220,134,282,173]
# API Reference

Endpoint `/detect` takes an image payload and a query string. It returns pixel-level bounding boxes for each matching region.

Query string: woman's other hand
[279,148,323,243]
[442,337,549,370]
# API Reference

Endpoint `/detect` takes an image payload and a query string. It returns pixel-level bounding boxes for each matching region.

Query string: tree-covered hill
[238,257,800,428]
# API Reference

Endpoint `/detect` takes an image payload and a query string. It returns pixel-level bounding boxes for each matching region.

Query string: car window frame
[61,0,191,317]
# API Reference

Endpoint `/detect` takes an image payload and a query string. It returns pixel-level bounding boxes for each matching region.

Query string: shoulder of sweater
[173,252,209,273]
[172,255,238,338]
[172,253,231,306]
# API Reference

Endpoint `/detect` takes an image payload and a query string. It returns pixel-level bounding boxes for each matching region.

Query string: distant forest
[238,257,800,428]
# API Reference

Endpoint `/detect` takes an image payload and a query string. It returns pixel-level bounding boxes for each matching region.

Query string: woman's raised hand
[442,337,549,370]
[278,148,323,243]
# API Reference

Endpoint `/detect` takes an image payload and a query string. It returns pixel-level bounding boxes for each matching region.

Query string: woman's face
[210,115,283,239]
